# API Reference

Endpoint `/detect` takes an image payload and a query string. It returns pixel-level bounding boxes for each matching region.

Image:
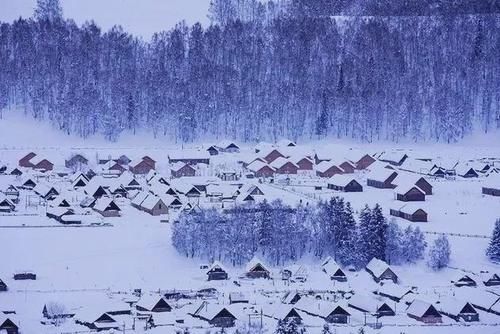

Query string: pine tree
[34,0,63,21]
[427,235,451,270]
[487,219,500,262]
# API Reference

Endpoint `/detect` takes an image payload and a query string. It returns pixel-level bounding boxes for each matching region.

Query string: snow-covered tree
[487,218,500,262]
[427,235,451,270]
[385,220,404,265]
[34,0,63,21]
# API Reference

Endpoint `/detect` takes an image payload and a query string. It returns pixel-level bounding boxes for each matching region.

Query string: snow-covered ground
[1,112,500,333]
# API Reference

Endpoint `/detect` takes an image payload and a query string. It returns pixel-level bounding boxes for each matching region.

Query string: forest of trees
[0,0,498,142]
[172,198,428,267]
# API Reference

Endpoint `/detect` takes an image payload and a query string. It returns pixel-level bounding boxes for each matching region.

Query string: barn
[327,175,363,192]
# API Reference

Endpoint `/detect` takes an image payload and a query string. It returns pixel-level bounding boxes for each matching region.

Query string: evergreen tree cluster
[172,198,425,268]
[0,0,499,142]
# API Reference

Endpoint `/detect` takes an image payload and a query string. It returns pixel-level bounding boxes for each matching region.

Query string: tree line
[172,198,432,268]
[0,0,498,142]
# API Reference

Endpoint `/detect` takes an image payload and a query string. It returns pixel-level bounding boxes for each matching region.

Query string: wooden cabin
[190,302,237,328]
[436,297,479,322]
[129,157,156,175]
[262,149,286,164]
[168,150,210,165]
[395,184,426,202]
[407,300,442,324]
[348,294,395,317]
[171,163,196,178]
[316,161,343,178]
[206,261,229,281]
[367,169,398,189]
[246,258,271,279]
[270,158,298,174]
[390,204,428,222]
[136,295,172,313]
[65,154,88,170]
[328,175,363,192]
[366,258,398,283]
[454,274,477,287]
[482,175,500,197]
[247,160,275,178]
[378,152,408,166]
[0,315,19,334]
[215,141,240,153]
[92,198,121,217]
[321,257,347,282]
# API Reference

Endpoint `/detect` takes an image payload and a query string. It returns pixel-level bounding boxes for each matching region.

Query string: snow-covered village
[1,0,500,334]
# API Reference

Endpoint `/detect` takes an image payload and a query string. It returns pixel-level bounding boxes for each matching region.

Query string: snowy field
[0,113,500,333]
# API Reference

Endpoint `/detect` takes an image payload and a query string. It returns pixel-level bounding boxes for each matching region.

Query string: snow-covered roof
[406,300,437,318]
[378,283,413,300]
[455,287,500,309]
[322,259,343,277]
[171,162,193,172]
[192,302,237,321]
[316,161,340,173]
[435,296,474,316]
[366,258,393,278]
[367,166,398,182]
[247,160,272,172]
[295,297,349,318]
[168,149,210,160]
[348,294,389,313]
[136,294,168,312]
[207,261,227,274]
[93,197,120,212]
[270,157,297,169]
[141,194,164,211]
[246,257,270,273]
[216,140,239,150]
[394,203,427,215]
[328,174,359,187]
[483,174,500,189]
[131,191,149,207]
[276,139,296,147]
[394,181,425,195]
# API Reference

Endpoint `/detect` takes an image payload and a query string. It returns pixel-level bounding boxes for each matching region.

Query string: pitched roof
[328,174,359,187]
[366,258,394,278]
